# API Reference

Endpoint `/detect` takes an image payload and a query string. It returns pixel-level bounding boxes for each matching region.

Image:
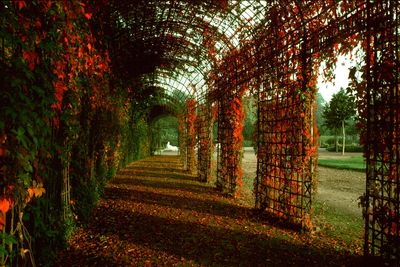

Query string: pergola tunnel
[0,0,399,266]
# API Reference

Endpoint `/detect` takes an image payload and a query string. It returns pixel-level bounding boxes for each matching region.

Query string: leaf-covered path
[56,156,364,266]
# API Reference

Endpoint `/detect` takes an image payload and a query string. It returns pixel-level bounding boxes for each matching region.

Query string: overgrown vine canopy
[0,0,399,265]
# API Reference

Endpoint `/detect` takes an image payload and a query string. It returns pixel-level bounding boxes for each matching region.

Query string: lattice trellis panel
[363,0,400,264]
[254,12,318,229]
[255,89,317,228]
[216,94,245,197]
[197,103,215,183]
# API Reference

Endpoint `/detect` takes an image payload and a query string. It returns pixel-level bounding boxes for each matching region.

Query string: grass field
[318,156,365,172]
[313,199,364,248]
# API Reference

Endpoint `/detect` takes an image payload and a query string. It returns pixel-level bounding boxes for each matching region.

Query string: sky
[317,43,364,103]
[317,55,352,103]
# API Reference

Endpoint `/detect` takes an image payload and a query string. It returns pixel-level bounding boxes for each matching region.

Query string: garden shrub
[326,145,363,152]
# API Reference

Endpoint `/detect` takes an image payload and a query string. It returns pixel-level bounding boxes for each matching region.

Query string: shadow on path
[56,156,367,267]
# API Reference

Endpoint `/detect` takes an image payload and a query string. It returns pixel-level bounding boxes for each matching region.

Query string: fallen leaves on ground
[56,156,364,266]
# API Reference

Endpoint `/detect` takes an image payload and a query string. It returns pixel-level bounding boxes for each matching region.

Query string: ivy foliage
[0,1,152,265]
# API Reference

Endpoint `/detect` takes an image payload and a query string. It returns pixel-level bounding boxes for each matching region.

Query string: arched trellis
[209,1,399,264]
[100,1,240,84]
[112,2,399,263]
[103,0,400,264]
[1,0,399,265]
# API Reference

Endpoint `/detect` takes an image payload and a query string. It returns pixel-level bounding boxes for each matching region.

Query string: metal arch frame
[106,3,236,56]
[104,0,272,104]
[140,84,185,112]
[141,75,195,107]
[106,20,232,104]
[149,65,210,103]
[102,2,400,264]
[145,70,199,99]
[147,104,178,123]
[140,39,214,102]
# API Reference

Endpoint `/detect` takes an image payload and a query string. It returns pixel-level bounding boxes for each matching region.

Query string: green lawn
[318,156,365,172]
[313,200,364,248]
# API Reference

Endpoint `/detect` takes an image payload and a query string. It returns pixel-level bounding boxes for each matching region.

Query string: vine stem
[9,205,14,266]
[1,211,5,266]
[20,213,36,267]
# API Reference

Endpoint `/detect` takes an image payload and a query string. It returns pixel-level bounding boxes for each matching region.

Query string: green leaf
[0,232,17,245]
[12,127,32,150]
[18,172,31,186]
[0,245,8,258]
[27,125,34,137]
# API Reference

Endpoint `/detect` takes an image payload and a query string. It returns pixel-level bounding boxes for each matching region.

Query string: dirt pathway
[317,167,364,217]
[56,156,363,266]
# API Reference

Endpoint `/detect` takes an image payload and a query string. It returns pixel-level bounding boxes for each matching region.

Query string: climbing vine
[186,98,197,174]
[216,92,245,198]
[197,103,216,183]
[0,1,150,265]
[1,0,399,265]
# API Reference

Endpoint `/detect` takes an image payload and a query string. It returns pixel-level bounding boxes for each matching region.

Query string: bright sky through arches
[318,55,352,102]
[317,45,363,102]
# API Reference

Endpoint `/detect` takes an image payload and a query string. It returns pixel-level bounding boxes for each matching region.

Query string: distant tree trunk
[335,128,338,153]
[342,120,345,155]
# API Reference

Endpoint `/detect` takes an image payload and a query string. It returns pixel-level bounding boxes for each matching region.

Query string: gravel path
[317,167,364,217]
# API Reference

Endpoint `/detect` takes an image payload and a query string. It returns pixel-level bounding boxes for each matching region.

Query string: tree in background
[242,96,257,146]
[315,92,328,136]
[322,88,356,154]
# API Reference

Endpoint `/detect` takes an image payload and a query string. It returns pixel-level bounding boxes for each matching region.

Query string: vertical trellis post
[186,98,197,174]
[61,157,71,221]
[197,103,215,182]
[216,90,245,197]
[363,0,400,264]
[254,16,317,229]
[178,114,187,169]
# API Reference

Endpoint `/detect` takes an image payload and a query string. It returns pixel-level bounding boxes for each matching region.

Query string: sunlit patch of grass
[313,200,363,251]
[318,156,365,172]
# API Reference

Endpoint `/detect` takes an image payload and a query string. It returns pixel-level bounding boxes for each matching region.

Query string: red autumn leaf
[35,18,42,29]
[42,0,52,12]
[34,185,46,198]
[78,47,83,59]
[0,198,11,214]
[22,50,39,71]
[27,183,46,202]
[26,188,35,203]
[85,13,92,20]
[14,0,27,10]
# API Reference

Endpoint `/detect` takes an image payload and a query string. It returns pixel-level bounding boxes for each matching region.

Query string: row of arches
[0,0,398,265]
[146,1,399,264]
